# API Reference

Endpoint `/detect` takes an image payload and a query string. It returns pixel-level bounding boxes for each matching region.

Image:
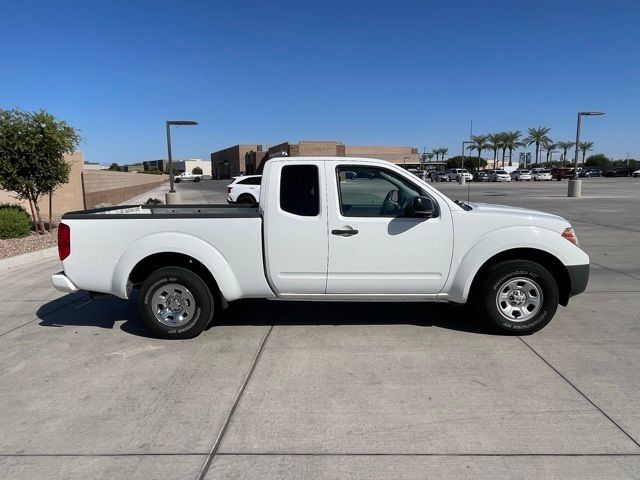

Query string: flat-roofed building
[210,144,261,178]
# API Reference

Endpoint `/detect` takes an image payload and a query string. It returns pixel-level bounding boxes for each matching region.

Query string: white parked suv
[448,168,472,181]
[511,169,532,181]
[52,157,589,339]
[227,175,262,204]
[174,172,203,183]
[489,170,512,182]
[531,168,552,181]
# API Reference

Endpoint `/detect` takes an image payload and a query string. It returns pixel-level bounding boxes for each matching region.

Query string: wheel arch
[111,232,242,301]
[237,193,257,204]
[468,248,571,306]
[129,252,221,302]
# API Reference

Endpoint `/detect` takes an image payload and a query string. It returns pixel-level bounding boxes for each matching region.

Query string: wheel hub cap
[151,283,196,327]
[496,277,543,322]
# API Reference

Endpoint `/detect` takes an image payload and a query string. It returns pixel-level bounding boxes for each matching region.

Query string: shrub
[144,198,162,205]
[192,166,203,174]
[0,203,32,239]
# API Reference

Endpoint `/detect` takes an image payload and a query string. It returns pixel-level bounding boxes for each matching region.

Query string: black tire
[475,260,559,335]
[174,178,181,183]
[194,177,201,182]
[138,267,214,339]
[238,194,256,205]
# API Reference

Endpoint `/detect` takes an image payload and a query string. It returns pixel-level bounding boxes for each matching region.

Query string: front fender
[111,232,242,300]
[446,226,588,303]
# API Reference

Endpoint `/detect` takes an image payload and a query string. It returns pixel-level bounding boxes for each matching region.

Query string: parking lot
[1,177,639,479]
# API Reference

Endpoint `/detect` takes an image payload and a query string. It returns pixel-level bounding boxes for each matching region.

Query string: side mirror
[408,196,437,217]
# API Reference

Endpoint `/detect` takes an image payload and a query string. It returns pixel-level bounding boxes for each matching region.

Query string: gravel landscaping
[0,227,58,259]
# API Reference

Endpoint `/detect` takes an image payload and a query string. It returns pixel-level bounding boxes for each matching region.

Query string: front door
[326,163,453,295]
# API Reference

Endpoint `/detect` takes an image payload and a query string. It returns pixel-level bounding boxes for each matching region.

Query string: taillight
[562,227,579,246]
[58,223,70,260]
[227,186,233,194]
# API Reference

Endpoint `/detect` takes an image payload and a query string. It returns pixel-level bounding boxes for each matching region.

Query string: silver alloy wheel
[495,277,543,322]
[151,283,196,327]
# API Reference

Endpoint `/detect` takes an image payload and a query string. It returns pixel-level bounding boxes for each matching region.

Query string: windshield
[496,170,507,174]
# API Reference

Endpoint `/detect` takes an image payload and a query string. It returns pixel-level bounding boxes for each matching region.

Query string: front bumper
[51,272,79,293]
[567,264,590,297]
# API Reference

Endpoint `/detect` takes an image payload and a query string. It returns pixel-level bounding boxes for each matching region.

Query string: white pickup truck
[52,157,589,338]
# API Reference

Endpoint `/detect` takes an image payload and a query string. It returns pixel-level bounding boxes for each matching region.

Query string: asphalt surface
[1,177,639,479]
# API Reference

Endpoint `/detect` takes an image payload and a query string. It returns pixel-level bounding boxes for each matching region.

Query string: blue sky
[2,0,639,164]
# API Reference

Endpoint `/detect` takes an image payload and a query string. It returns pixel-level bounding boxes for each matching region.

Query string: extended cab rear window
[280,165,319,217]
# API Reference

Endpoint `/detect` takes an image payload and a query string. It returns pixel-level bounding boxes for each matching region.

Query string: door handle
[331,228,358,237]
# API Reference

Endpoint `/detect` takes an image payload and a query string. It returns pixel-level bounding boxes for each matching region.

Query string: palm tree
[579,141,594,164]
[498,131,510,167]
[542,139,557,166]
[431,148,441,162]
[502,131,523,167]
[556,141,575,166]
[487,133,503,170]
[440,147,448,162]
[524,127,551,166]
[467,134,490,171]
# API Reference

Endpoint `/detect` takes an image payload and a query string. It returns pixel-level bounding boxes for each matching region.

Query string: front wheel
[138,267,214,339]
[475,260,559,334]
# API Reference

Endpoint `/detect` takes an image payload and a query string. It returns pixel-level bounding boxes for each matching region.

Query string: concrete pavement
[1,177,639,479]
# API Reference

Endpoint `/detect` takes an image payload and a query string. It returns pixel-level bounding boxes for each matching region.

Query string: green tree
[502,131,523,167]
[467,134,490,171]
[579,141,594,164]
[192,166,203,175]
[487,132,504,170]
[0,109,81,233]
[108,162,119,171]
[524,127,551,166]
[446,155,486,170]
[585,154,610,167]
[556,141,575,166]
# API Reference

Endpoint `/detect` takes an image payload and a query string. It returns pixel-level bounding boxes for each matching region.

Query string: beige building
[211,141,422,178]
[174,159,211,176]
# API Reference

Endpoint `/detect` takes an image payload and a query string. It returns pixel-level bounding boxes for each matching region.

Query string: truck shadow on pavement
[37,293,494,338]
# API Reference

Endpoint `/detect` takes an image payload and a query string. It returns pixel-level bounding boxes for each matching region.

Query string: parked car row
[413,165,639,184]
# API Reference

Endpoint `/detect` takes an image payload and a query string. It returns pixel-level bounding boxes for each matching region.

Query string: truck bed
[62,204,260,219]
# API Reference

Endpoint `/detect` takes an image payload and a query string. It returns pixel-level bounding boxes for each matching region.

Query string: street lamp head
[167,120,198,126]
[581,112,605,116]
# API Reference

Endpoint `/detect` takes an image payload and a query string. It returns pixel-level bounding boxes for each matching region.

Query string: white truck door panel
[326,162,453,295]
[263,161,329,294]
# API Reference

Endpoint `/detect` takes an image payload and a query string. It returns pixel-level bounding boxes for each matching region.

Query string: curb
[0,247,58,271]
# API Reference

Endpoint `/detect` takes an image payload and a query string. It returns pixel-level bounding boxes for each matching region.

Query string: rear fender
[111,232,241,300]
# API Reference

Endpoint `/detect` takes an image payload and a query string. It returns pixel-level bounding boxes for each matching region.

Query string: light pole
[166,120,198,204]
[568,112,604,197]
[460,141,473,185]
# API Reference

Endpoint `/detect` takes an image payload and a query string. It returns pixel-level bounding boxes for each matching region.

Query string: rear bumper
[567,264,590,297]
[51,272,79,293]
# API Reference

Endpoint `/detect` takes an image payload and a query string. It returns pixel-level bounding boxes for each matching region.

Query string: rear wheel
[138,267,214,339]
[476,260,559,334]
[237,194,256,205]
[194,177,201,182]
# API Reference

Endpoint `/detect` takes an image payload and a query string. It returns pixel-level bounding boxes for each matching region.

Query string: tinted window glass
[337,166,422,217]
[280,165,319,216]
